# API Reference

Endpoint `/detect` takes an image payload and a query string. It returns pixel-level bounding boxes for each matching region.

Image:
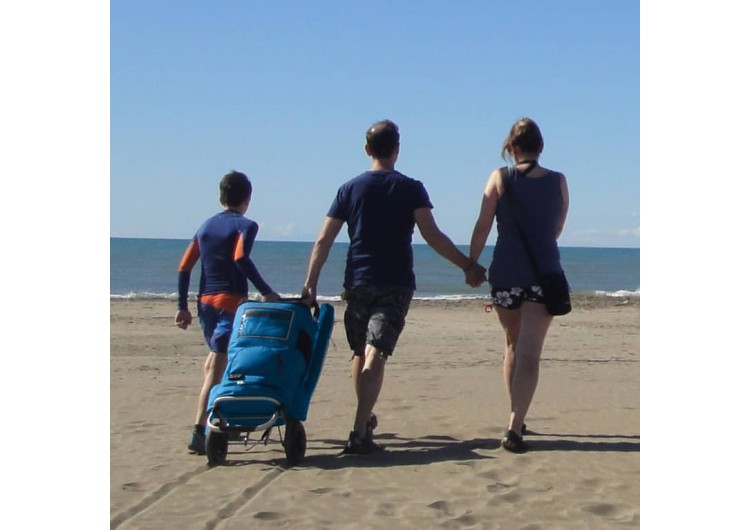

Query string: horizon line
[110,236,640,250]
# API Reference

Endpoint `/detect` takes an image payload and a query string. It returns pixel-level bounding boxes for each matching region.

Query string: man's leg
[342,289,379,453]
[351,345,387,439]
[351,288,410,443]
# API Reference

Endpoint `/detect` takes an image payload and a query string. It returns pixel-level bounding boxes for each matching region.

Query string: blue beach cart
[204,299,334,466]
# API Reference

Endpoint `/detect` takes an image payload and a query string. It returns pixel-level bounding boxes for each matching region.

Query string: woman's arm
[556,172,570,239]
[469,168,501,262]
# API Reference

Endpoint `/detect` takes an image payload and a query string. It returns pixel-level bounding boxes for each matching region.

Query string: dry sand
[110,295,639,529]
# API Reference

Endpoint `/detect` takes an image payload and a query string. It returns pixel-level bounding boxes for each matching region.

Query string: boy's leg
[194,351,228,426]
[189,303,232,454]
[188,350,227,455]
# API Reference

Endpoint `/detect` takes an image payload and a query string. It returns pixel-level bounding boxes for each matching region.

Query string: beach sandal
[501,429,528,454]
[342,430,382,455]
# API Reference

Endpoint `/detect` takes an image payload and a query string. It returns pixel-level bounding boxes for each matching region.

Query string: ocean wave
[593,288,640,298]
[111,290,639,302]
[412,294,489,301]
[110,292,178,300]
[110,291,487,302]
[109,291,342,302]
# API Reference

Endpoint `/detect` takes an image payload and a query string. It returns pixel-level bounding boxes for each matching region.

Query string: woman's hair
[501,117,544,161]
[220,170,252,207]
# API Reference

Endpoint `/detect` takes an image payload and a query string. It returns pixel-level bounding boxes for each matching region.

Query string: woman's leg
[495,307,522,401]
[506,302,553,435]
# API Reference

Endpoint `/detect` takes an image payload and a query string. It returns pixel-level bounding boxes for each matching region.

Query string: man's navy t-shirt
[327,170,433,290]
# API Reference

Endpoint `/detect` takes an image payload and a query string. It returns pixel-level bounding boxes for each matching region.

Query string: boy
[175,170,280,454]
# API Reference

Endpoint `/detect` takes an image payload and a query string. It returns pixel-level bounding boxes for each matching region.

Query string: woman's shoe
[501,429,528,454]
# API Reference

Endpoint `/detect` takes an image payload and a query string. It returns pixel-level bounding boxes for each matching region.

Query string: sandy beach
[110,295,639,529]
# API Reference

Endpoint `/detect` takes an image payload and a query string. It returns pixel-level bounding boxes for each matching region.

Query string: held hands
[464,262,487,288]
[175,309,192,330]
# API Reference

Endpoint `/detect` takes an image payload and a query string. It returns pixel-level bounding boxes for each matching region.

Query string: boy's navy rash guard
[177,210,272,312]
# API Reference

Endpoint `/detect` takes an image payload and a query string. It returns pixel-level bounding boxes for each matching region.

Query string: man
[301,120,486,454]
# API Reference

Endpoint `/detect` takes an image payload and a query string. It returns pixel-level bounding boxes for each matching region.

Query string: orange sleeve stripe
[233,233,245,262]
[178,240,200,272]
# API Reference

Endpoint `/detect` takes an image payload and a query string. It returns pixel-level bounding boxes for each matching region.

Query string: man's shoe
[342,430,382,455]
[188,429,206,455]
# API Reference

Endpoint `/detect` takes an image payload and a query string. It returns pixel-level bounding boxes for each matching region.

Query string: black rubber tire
[283,419,306,466]
[206,431,229,466]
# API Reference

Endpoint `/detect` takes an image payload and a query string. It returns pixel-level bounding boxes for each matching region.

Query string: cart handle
[278,297,320,318]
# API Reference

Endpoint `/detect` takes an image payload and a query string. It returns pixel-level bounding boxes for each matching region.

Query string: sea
[110,238,639,301]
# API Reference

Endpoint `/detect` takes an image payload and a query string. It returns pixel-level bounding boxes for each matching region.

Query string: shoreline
[111,292,639,310]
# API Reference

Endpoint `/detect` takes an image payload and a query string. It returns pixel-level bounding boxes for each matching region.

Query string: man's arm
[414,208,485,287]
[302,216,345,303]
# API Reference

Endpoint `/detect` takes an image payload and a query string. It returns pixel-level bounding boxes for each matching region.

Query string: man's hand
[175,309,192,329]
[300,285,317,306]
[464,262,486,288]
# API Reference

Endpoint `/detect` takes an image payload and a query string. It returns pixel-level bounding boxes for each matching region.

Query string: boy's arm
[176,238,200,328]
[233,222,276,297]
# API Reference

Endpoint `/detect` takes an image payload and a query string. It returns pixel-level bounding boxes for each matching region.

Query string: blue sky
[111,0,639,248]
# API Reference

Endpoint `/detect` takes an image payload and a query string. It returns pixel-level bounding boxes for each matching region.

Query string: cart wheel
[206,431,228,466]
[284,419,306,466]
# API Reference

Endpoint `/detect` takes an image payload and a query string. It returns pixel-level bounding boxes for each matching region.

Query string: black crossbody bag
[501,165,572,316]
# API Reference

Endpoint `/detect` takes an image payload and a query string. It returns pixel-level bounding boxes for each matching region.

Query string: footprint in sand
[253,511,286,521]
[582,503,618,516]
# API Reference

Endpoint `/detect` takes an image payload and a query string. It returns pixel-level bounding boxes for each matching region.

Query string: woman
[469,118,570,453]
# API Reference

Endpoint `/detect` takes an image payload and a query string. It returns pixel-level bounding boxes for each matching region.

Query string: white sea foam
[110,292,178,300]
[413,294,489,301]
[110,290,641,302]
[109,291,343,302]
[594,288,640,298]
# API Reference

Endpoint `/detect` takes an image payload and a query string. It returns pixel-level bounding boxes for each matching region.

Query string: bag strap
[500,165,543,283]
